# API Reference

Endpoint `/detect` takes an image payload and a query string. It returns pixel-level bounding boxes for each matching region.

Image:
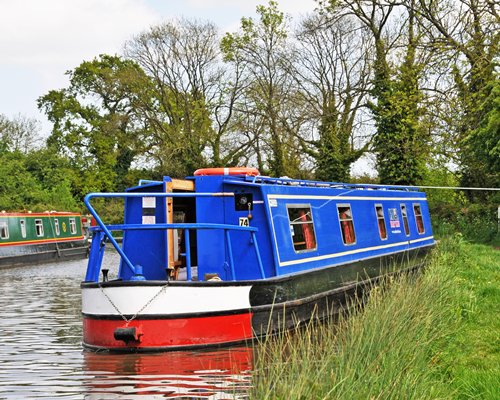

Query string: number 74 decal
[239,217,249,227]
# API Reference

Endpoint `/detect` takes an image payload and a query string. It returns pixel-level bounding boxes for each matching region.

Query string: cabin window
[413,204,425,234]
[400,205,410,236]
[54,219,60,236]
[35,219,44,237]
[287,205,317,252]
[20,219,26,238]
[0,221,8,239]
[69,218,77,234]
[375,205,387,240]
[338,205,356,245]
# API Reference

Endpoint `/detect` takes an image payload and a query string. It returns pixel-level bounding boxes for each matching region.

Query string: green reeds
[251,236,499,399]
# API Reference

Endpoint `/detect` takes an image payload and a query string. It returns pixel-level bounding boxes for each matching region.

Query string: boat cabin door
[166,179,196,279]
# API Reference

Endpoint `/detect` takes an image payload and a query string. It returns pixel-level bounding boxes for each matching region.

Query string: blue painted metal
[251,231,266,279]
[130,265,146,281]
[84,193,137,277]
[84,173,435,284]
[242,174,421,192]
[85,230,106,282]
[92,223,258,232]
[84,191,261,283]
[225,230,236,281]
[184,228,192,281]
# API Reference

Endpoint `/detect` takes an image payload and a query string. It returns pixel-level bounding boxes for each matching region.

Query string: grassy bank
[251,236,500,399]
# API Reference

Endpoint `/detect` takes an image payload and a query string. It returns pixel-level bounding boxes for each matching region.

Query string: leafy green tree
[0,151,42,211]
[414,0,499,194]
[221,1,300,177]
[38,54,150,195]
[0,149,78,212]
[461,79,500,194]
[371,6,429,184]
[326,0,430,185]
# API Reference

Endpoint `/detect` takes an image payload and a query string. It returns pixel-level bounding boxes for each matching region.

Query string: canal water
[0,252,252,399]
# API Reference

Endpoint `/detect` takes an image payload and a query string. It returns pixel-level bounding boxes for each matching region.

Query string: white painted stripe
[268,194,426,201]
[266,193,429,266]
[278,236,434,267]
[82,285,252,316]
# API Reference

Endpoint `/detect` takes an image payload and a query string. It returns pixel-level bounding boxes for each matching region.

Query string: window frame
[286,204,317,253]
[20,219,26,238]
[35,219,44,237]
[400,204,410,236]
[375,204,388,240]
[0,220,9,240]
[69,218,77,234]
[413,203,425,234]
[337,204,356,245]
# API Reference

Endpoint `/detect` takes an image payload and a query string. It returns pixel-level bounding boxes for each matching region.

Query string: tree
[325,0,430,184]
[125,19,251,177]
[0,149,78,212]
[221,1,301,177]
[370,2,429,184]
[413,0,499,192]
[0,114,42,153]
[294,14,372,181]
[38,54,150,195]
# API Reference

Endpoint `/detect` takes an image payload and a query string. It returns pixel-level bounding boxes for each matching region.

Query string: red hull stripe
[0,236,84,247]
[83,312,254,349]
[0,213,81,218]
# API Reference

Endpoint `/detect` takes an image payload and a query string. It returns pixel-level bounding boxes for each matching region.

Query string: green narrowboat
[0,211,88,267]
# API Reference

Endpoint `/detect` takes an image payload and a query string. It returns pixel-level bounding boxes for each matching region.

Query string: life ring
[193,167,260,176]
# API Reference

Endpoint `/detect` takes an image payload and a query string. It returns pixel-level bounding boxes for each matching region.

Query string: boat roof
[133,175,422,192]
[220,175,422,193]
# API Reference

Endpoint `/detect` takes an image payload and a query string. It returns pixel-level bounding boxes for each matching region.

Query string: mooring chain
[97,283,169,324]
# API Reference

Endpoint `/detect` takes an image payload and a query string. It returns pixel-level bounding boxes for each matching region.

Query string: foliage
[0,149,79,212]
[461,78,500,196]
[0,2,495,217]
[294,14,371,182]
[38,54,150,195]
[414,0,499,197]
[432,203,499,244]
[251,237,500,399]
[125,19,237,177]
[221,1,300,177]
[0,114,42,153]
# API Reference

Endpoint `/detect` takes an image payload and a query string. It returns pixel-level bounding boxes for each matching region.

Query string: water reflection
[83,347,252,399]
[0,252,252,399]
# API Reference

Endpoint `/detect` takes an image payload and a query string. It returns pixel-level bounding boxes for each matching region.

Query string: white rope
[414,185,499,191]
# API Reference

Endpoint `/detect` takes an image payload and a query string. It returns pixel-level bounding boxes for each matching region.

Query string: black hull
[249,245,432,335]
[0,241,88,268]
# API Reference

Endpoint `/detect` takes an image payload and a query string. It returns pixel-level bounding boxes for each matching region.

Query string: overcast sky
[0,0,317,134]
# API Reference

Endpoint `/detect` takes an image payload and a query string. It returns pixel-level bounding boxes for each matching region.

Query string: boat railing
[243,175,422,192]
[84,192,265,283]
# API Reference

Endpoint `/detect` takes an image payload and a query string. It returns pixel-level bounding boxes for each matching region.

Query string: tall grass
[251,236,498,399]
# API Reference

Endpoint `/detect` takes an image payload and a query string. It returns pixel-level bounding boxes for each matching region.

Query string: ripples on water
[0,252,252,399]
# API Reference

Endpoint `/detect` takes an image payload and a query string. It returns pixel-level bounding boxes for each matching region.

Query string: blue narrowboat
[81,168,435,351]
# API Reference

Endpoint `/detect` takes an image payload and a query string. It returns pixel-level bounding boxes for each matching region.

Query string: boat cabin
[86,173,433,283]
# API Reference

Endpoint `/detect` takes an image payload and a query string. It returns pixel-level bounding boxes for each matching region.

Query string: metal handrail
[84,192,264,282]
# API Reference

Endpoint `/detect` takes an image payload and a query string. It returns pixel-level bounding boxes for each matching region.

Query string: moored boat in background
[0,211,88,267]
[81,168,435,352]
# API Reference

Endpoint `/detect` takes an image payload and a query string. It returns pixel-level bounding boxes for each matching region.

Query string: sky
[0,0,318,134]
